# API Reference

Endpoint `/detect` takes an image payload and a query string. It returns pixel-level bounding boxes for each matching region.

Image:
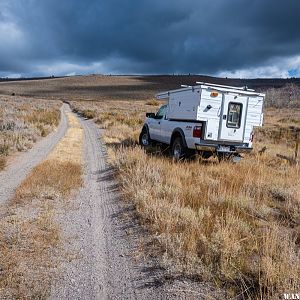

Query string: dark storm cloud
[1,0,300,76]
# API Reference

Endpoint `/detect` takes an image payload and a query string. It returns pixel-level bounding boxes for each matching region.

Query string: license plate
[218,145,230,152]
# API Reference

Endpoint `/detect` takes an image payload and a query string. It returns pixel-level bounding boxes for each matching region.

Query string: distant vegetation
[264,83,300,108]
[1,74,300,103]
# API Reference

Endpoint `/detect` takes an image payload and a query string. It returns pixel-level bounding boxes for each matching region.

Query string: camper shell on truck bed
[140,82,265,160]
[157,82,264,145]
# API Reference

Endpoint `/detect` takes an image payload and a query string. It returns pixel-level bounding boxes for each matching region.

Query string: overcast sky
[0,0,300,78]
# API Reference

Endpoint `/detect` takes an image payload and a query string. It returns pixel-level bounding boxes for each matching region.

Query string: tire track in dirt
[0,103,69,205]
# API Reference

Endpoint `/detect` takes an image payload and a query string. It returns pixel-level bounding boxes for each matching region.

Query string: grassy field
[70,88,300,299]
[1,75,300,298]
[0,95,61,171]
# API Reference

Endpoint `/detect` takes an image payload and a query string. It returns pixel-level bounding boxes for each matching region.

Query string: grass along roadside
[0,111,83,299]
[71,99,300,299]
[0,96,61,171]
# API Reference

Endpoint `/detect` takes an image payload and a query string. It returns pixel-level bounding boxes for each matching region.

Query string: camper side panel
[244,96,264,144]
[167,90,199,120]
[197,88,223,141]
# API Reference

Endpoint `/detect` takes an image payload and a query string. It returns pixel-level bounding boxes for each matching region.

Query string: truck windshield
[155,105,167,119]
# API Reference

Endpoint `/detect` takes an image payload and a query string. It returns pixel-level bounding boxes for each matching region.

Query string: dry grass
[109,147,300,298]
[146,99,160,106]
[2,75,299,298]
[47,112,83,163]
[0,111,83,299]
[80,109,97,119]
[0,95,61,170]
[13,160,82,205]
[71,94,300,299]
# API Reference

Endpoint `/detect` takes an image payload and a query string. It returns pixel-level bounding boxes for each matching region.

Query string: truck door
[219,94,248,142]
[148,105,167,141]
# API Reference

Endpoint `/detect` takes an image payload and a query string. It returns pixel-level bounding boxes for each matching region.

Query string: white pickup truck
[139,82,265,160]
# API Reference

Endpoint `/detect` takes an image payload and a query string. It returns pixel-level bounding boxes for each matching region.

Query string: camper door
[219,94,248,142]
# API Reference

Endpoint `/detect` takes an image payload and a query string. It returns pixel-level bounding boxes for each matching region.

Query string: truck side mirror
[146,112,155,118]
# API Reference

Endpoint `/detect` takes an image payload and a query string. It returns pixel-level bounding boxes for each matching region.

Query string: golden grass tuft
[80,109,97,119]
[23,108,60,127]
[146,99,160,106]
[13,160,82,204]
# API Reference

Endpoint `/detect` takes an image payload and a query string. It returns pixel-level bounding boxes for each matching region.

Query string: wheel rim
[173,143,181,159]
[142,133,149,146]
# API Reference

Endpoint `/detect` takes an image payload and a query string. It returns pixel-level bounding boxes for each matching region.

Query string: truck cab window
[155,105,167,119]
[227,102,242,128]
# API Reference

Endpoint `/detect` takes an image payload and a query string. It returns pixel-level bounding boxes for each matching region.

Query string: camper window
[227,102,242,128]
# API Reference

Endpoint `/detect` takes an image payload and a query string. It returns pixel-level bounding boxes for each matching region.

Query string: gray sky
[1,0,300,78]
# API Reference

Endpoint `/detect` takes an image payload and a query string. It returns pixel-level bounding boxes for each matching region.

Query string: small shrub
[146,99,160,106]
[0,144,9,156]
[265,83,300,108]
[0,156,6,170]
[81,109,97,119]
[23,109,60,127]
[0,121,15,131]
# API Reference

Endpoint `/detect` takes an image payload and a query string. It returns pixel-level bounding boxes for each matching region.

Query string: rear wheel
[171,136,190,160]
[139,127,151,147]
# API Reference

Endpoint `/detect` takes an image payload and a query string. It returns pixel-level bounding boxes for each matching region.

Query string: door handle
[158,121,161,124]
[223,115,227,120]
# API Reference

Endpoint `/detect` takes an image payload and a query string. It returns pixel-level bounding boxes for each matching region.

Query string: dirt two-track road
[50,104,163,300]
[0,103,210,300]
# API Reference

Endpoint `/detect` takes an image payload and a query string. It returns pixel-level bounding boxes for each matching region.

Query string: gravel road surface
[0,103,68,205]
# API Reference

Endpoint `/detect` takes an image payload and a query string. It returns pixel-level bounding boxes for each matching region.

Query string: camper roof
[195,81,255,92]
[156,82,264,99]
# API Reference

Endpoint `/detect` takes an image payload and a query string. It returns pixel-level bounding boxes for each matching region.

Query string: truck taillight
[193,126,202,138]
[250,131,254,142]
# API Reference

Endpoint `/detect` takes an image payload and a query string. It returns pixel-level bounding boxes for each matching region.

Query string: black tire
[171,136,189,160]
[139,127,152,147]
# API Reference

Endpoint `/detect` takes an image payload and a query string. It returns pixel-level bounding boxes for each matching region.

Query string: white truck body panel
[144,83,264,155]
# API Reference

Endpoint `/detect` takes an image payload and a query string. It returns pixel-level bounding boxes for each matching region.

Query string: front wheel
[139,127,152,147]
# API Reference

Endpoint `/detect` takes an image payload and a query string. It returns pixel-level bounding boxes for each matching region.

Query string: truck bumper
[195,143,252,154]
